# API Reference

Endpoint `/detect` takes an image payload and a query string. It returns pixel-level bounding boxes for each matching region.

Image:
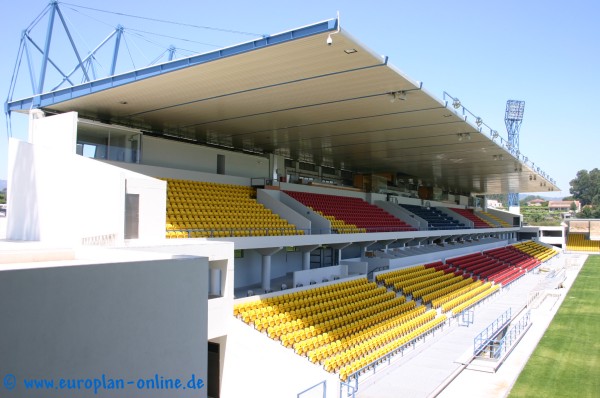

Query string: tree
[569,168,600,206]
[570,201,577,211]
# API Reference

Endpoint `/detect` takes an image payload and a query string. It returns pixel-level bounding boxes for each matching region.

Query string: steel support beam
[37,1,57,95]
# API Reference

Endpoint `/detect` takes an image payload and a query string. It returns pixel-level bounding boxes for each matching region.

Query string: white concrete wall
[142,136,268,178]
[0,257,208,398]
[487,208,521,227]
[257,189,311,233]
[279,191,331,234]
[125,178,167,242]
[7,138,165,244]
[29,111,77,154]
[102,160,252,186]
[292,264,347,287]
[279,181,366,199]
[129,240,234,341]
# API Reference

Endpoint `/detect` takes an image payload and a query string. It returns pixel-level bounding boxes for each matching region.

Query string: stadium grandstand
[565,219,600,253]
[1,3,577,398]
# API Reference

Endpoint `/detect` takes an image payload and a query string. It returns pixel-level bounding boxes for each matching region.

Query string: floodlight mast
[505,100,525,208]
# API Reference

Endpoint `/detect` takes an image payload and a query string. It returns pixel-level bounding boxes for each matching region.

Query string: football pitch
[509,255,600,397]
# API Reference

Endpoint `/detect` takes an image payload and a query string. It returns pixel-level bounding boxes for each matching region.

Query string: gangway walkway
[356,258,575,398]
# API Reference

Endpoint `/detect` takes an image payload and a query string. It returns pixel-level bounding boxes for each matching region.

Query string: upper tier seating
[448,208,493,228]
[400,204,466,230]
[566,233,600,252]
[165,179,303,238]
[480,211,511,227]
[285,191,416,233]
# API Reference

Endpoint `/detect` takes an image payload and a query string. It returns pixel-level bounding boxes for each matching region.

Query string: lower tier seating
[566,233,600,252]
[235,277,445,381]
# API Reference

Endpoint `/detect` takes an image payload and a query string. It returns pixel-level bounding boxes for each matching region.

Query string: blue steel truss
[5,1,337,118]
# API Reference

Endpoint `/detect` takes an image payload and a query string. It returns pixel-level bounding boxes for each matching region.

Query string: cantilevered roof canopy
[7,19,558,195]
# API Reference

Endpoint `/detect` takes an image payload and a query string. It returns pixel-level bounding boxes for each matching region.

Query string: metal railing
[442,91,556,188]
[339,380,356,398]
[165,223,509,238]
[165,227,311,238]
[473,308,512,356]
[297,380,326,398]
[491,310,531,359]
[343,319,447,394]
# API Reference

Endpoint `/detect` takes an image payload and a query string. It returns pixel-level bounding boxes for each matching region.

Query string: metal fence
[297,380,326,398]
[343,320,447,394]
[491,310,531,359]
[473,308,512,356]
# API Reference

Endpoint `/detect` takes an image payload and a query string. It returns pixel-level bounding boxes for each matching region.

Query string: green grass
[509,255,600,398]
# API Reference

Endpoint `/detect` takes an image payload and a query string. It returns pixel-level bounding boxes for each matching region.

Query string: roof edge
[7,18,339,113]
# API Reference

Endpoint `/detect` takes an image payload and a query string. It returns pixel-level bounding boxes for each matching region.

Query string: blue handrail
[473,308,512,356]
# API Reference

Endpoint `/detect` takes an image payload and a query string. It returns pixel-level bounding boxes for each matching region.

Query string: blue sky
[1,0,599,198]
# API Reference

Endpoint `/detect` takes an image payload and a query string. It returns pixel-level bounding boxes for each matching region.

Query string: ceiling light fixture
[389,91,407,103]
[457,132,471,141]
[344,48,357,54]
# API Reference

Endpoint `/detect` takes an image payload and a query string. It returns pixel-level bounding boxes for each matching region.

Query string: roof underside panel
[8,20,558,195]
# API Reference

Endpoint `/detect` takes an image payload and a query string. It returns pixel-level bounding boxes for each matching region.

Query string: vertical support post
[256,247,282,292]
[298,245,320,271]
[261,255,271,291]
[302,251,311,270]
[167,45,176,61]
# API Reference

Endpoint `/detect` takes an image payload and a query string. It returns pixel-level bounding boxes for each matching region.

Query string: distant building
[527,198,546,206]
[486,199,503,209]
[548,200,581,212]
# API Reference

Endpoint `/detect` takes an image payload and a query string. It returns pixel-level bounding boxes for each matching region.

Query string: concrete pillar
[261,255,272,291]
[302,251,311,270]
[357,241,376,259]
[396,238,413,249]
[329,242,352,263]
[379,239,396,254]
[256,247,283,292]
[297,244,321,270]
[209,268,221,296]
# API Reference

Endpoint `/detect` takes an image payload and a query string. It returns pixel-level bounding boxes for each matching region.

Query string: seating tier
[165,179,303,238]
[285,191,416,233]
